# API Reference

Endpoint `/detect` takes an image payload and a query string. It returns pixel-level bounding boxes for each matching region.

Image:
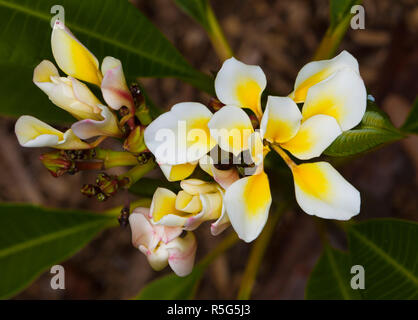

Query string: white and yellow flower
[15,115,90,149]
[215,57,266,120]
[149,179,226,232]
[144,102,217,180]
[129,207,196,277]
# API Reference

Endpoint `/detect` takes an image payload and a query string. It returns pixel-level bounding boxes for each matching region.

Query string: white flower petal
[144,102,216,165]
[166,232,197,277]
[71,104,122,139]
[281,114,342,160]
[224,172,272,242]
[208,105,254,156]
[101,56,134,111]
[292,162,360,220]
[301,67,367,131]
[51,21,102,85]
[215,57,266,119]
[260,96,302,143]
[290,50,360,103]
[15,115,90,149]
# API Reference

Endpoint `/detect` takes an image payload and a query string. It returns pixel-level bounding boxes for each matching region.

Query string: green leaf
[173,0,211,31]
[129,178,181,198]
[401,97,418,134]
[0,203,115,299]
[348,219,418,299]
[0,0,213,122]
[306,246,362,300]
[324,100,403,157]
[136,263,206,300]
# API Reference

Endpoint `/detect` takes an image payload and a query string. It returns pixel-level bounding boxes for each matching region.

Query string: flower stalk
[237,202,288,300]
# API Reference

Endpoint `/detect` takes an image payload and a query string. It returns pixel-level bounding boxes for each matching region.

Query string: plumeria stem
[106,198,152,216]
[313,0,362,60]
[237,202,288,300]
[119,158,156,188]
[95,148,139,168]
[270,144,296,169]
[206,4,233,61]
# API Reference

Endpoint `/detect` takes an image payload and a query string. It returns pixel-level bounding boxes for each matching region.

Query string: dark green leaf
[306,246,362,300]
[129,178,181,198]
[136,264,206,300]
[348,219,418,299]
[173,0,211,31]
[0,203,115,299]
[401,97,418,134]
[0,0,213,122]
[324,100,403,156]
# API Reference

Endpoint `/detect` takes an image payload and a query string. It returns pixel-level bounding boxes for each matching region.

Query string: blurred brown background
[3,0,417,299]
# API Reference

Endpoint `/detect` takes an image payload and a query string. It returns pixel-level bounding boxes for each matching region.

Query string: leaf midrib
[350,228,418,286]
[325,248,351,300]
[0,219,110,259]
[0,0,198,77]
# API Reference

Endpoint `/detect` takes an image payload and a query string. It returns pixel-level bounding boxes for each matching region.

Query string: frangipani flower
[289,50,360,103]
[129,207,196,277]
[142,50,366,247]
[144,102,217,179]
[215,57,266,120]
[149,179,225,232]
[15,115,90,149]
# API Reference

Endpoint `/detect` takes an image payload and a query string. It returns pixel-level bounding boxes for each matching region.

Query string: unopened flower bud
[123,126,147,154]
[80,184,99,197]
[40,150,76,177]
[96,173,119,197]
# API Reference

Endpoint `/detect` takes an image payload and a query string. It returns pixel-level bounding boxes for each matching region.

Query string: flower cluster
[14,20,367,277]
[140,51,367,275]
[15,21,134,150]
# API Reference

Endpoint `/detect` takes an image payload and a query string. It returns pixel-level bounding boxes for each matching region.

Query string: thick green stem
[313,0,362,60]
[106,198,152,216]
[206,5,233,61]
[119,159,156,188]
[271,144,296,169]
[95,148,139,168]
[237,203,288,300]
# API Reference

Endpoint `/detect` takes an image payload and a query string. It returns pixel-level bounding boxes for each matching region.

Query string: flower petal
[211,205,230,236]
[290,50,360,103]
[150,188,187,227]
[280,114,342,160]
[51,21,102,85]
[101,56,134,111]
[208,105,254,156]
[175,191,202,214]
[180,179,219,195]
[183,190,223,230]
[15,115,90,149]
[301,68,367,131]
[159,162,197,182]
[260,96,302,143]
[292,162,360,220]
[129,209,159,251]
[144,102,216,165]
[142,244,169,271]
[224,172,272,242]
[71,105,122,139]
[166,232,197,277]
[215,57,266,119]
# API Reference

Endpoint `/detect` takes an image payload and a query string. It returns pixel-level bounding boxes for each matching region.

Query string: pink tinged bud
[101,57,135,112]
[71,104,122,139]
[166,232,197,277]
